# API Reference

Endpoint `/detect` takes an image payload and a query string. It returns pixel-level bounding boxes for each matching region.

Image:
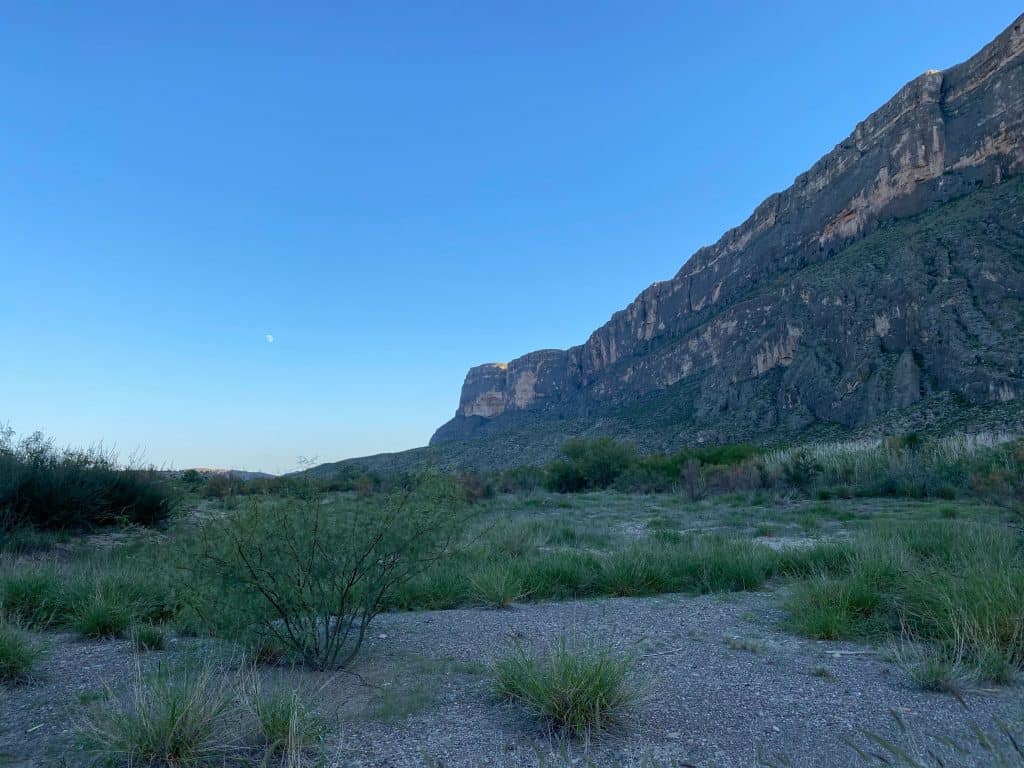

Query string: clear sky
[2,2,1020,473]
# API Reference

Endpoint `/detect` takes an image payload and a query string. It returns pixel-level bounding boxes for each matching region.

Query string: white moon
[265,334,274,344]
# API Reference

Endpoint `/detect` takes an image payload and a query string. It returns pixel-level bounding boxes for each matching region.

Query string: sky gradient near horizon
[2,2,1021,473]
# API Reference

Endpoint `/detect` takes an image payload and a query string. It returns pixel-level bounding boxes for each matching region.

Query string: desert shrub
[690,537,777,592]
[0,616,43,681]
[182,477,466,669]
[612,464,675,494]
[300,464,381,495]
[0,429,177,531]
[544,438,636,492]
[900,643,970,693]
[898,561,1024,683]
[593,537,776,598]
[705,460,767,494]
[483,521,544,559]
[498,465,545,494]
[457,473,494,503]
[199,473,244,500]
[493,638,636,738]
[391,559,474,611]
[179,468,205,487]
[80,661,237,766]
[786,576,867,640]
[781,449,822,491]
[543,459,584,494]
[764,433,1022,501]
[543,459,587,494]
[680,458,705,501]
[687,443,760,467]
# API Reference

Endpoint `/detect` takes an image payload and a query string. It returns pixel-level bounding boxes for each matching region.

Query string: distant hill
[178,468,277,481]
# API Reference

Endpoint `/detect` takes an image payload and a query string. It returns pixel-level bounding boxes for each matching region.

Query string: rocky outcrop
[432,15,1024,449]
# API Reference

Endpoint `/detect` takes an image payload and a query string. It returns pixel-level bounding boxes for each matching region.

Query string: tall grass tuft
[493,638,636,739]
[0,615,43,681]
[243,672,326,766]
[80,660,237,766]
[786,520,1024,683]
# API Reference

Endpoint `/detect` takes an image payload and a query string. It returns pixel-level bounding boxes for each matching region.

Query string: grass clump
[80,661,236,766]
[493,638,636,739]
[469,563,525,608]
[905,651,968,693]
[72,589,133,638]
[786,520,1024,684]
[786,576,865,640]
[130,624,166,652]
[0,616,43,681]
[244,674,326,763]
[0,564,68,628]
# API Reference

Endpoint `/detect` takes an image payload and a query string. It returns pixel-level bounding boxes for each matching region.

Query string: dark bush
[0,430,177,531]
[544,459,587,494]
[781,449,822,491]
[199,474,243,500]
[680,459,705,501]
[457,473,495,504]
[179,469,204,487]
[612,464,675,494]
[498,465,545,494]
[543,438,636,493]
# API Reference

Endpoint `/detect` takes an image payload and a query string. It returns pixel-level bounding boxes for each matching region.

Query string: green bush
[498,465,546,494]
[543,459,587,493]
[786,520,1024,684]
[0,429,177,531]
[182,477,467,669]
[494,638,636,738]
[544,438,636,492]
[612,463,676,493]
[781,449,822,490]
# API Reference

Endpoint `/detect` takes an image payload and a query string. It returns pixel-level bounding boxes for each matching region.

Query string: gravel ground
[2,590,1022,767]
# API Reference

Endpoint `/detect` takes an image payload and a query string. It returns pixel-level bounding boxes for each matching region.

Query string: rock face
[432,16,1024,451]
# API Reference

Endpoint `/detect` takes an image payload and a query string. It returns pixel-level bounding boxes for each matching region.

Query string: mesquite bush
[183,475,466,669]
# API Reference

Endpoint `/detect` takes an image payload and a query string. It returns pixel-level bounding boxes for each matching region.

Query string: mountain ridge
[429,13,1024,454]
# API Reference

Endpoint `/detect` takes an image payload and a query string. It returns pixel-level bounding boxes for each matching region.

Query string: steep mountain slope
[428,14,1024,463]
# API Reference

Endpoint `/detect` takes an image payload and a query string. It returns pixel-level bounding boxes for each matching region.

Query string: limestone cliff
[432,15,1024,451]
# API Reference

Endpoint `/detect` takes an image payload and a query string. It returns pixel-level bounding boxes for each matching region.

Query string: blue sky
[2,2,1020,473]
